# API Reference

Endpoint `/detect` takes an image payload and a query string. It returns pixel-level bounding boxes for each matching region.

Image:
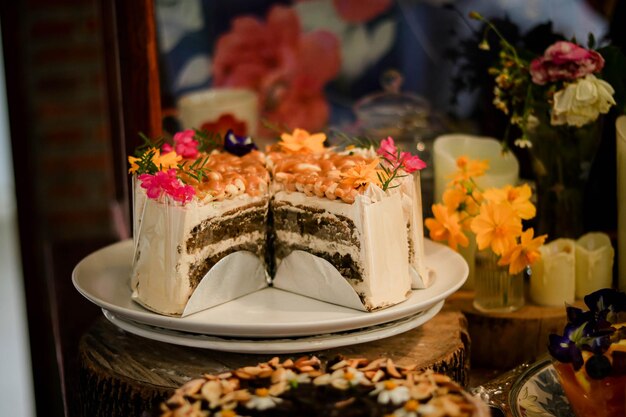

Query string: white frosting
[273,183,412,311]
[131,184,269,316]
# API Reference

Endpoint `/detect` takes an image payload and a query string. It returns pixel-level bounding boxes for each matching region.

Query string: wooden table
[77,307,470,417]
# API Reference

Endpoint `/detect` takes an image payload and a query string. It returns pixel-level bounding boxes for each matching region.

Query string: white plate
[73,239,467,337]
[102,300,445,353]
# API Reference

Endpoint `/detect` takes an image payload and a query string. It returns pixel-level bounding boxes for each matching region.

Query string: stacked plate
[72,239,468,353]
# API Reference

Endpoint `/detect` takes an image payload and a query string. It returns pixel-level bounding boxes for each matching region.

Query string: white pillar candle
[432,134,520,203]
[617,116,626,290]
[177,88,259,137]
[530,239,576,306]
[575,232,614,298]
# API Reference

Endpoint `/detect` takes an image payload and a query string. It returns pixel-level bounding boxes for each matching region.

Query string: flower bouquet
[425,156,546,312]
[548,288,626,417]
[468,12,626,239]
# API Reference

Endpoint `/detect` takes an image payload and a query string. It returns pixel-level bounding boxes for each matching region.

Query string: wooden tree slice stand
[77,307,469,417]
[447,291,581,370]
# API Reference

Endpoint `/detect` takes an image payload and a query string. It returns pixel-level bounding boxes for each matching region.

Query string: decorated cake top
[129,128,426,206]
[549,288,626,381]
[128,129,268,204]
[158,356,483,417]
[268,129,426,204]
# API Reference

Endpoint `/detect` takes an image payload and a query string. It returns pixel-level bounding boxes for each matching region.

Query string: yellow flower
[470,201,522,255]
[279,128,326,153]
[425,204,469,251]
[339,159,382,190]
[498,228,547,274]
[448,156,489,183]
[157,150,182,170]
[483,184,536,219]
[127,148,181,173]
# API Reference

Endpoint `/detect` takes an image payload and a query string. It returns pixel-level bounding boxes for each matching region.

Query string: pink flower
[212,5,340,135]
[529,41,604,85]
[172,129,199,159]
[332,0,393,23]
[138,169,195,204]
[376,136,398,159]
[376,137,426,173]
[400,152,426,173]
[162,143,174,153]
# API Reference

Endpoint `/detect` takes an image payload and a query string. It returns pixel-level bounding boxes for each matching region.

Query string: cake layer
[186,200,268,253]
[272,200,360,248]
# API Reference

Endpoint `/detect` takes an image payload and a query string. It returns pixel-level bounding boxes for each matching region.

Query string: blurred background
[0,0,623,416]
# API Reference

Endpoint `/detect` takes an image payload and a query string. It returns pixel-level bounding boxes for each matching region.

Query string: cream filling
[275,230,360,259]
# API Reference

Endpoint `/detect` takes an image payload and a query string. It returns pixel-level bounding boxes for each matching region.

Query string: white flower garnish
[514,137,533,148]
[370,379,410,405]
[313,367,365,390]
[284,369,312,385]
[393,399,421,417]
[245,388,283,411]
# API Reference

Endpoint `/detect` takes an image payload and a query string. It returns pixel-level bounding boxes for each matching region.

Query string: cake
[548,288,626,417]
[268,131,430,311]
[128,128,431,316]
[156,356,489,417]
[129,130,270,316]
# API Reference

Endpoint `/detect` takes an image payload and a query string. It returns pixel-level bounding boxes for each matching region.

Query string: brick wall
[24,0,115,241]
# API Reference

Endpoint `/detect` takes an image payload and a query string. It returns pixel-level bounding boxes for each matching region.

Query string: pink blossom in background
[529,41,605,85]
[332,0,393,23]
[212,5,340,136]
[138,169,195,204]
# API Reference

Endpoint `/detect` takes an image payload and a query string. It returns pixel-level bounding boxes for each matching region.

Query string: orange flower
[339,158,381,190]
[483,184,536,220]
[279,128,327,153]
[498,228,547,274]
[128,148,181,174]
[448,156,489,183]
[470,201,522,255]
[425,204,469,251]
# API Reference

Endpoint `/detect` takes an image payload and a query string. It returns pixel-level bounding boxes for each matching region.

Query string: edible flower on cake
[547,288,626,417]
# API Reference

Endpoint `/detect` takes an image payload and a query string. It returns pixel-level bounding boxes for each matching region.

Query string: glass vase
[473,249,524,313]
[529,118,602,239]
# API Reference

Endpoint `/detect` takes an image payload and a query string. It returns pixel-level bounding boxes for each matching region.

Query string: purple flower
[224,130,257,156]
[530,41,604,85]
[548,288,626,368]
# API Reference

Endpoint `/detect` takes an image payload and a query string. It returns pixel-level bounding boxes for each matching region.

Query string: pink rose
[213,5,340,135]
[530,41,604,85]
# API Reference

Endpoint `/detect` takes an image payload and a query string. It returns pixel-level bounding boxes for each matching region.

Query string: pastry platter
[73,238,467,341]
[101,300,444,353]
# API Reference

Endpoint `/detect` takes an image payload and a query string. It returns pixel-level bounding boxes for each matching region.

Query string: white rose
[551,74,616,127]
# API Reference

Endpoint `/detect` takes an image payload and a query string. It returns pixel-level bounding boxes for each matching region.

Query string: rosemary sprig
[329,129,377,151]
[194,129,222,153]
[178,154,211,183]
[377,150,408,191]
